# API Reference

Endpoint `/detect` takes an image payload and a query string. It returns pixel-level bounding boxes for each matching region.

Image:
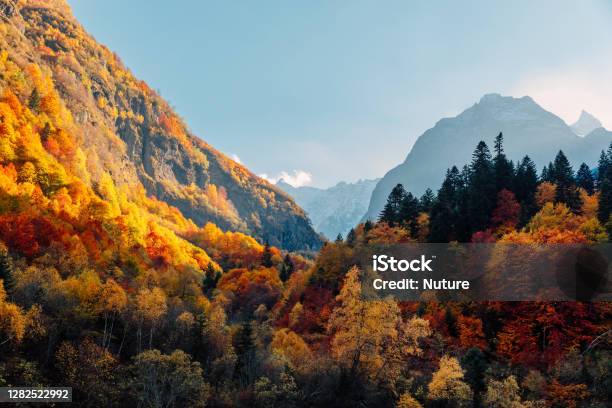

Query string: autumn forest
[0,1,611,407]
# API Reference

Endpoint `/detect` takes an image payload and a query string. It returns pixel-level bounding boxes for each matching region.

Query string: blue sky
[70,0,612,188]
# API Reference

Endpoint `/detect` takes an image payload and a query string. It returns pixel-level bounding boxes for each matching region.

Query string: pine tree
[28,88,41,111]
[346,228,356,246]
[455,166,471,241]
[202,263,220,292]
[41,122,52,142]
[597,147,612,226]
[379,184,406,226]
[261,241,274,267]
[541,162,554,183]
[419,188,435,213]
[279,254,295,282]
[335,233,344,243]
[493,132,514,192]
[467,141,495,233]
[429,167,461,242]
[234,321,257,385]
[552,151,581,212]
[514,156,539,224]
[0,248,15,297]
[399,191,420,236]
[597,149,609,188]
[461,347,488,406]
[576,163,595,194]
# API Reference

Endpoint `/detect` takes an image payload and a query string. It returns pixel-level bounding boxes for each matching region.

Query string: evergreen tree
[493,132,514,192]
[597,149,610,187]
[0,248,15,297]
[346,228,356,246]
[399,191,420,236]
[552,151,581,212]
[467,141,496,233]
[419,188,435,213]
[514,156,539,224]
[576,163,595,194]
[202,263,221,293]
[41,122,52,142]
[429,167,461,242]
[597,146,612,225]
[454,166,471,241]
[261,242,274,267]
[379,184,406,226]
[28,88,41,111]
[234,321,257,386]
[461,347,488,406]
[541,162,554,183]
[363,220,373,233]
[280,254,295,282]
[335,233,344,243]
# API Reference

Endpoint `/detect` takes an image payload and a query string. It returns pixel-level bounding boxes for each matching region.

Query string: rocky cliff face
[0,0,321,250]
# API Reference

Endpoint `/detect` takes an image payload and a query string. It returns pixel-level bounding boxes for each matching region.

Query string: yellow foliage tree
[135,287,167,351]
[327,267,431,386]
[483,375,526,408]
[397,393,423,408]
[270,328,312,372]
[427,355,473,407]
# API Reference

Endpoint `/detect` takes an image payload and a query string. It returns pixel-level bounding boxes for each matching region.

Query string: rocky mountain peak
[571,110,603,136]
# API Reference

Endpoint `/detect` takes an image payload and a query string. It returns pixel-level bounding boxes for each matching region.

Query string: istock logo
[372,254,434,272]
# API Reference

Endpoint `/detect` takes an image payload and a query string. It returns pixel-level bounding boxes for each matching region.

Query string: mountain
[363,93,612,221]
[0,0,320,251]
[570,110,603,136]
[277,178,379,239]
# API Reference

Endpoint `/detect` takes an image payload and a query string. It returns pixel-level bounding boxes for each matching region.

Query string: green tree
[514,156,539,224]
[280,254,295,282]
[234,321,257,386]
[541,162,554,183]
[429,167,461,242]
[202,263,220,292]
[261,242,273,267]
[576,163,595,194]
[552,150,581,212]
[346,228,357,246]
[598,148,612,225]
[467,141,495,234]
[493,133,514,192]
[597,147,610,186]
[399,191,420,236]
[419,188,435,213]
[28,88,41,111]
[379,184,406,226]
[461,347,488,406]
[0,248,14,297]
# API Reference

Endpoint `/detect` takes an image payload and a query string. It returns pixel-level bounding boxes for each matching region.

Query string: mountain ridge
[363,93,611,221]
[0,0,320,250]
[277,178,379,239]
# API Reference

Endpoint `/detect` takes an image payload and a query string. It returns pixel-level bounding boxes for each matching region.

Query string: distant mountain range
[277,179,379,239]
[363,93,612,221]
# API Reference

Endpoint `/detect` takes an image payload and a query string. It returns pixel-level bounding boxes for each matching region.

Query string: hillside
[363,93,612,220]
[277,178,378,239]
[0,0,320,251]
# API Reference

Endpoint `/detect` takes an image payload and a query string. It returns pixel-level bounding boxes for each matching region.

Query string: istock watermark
[357,243,612,302]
